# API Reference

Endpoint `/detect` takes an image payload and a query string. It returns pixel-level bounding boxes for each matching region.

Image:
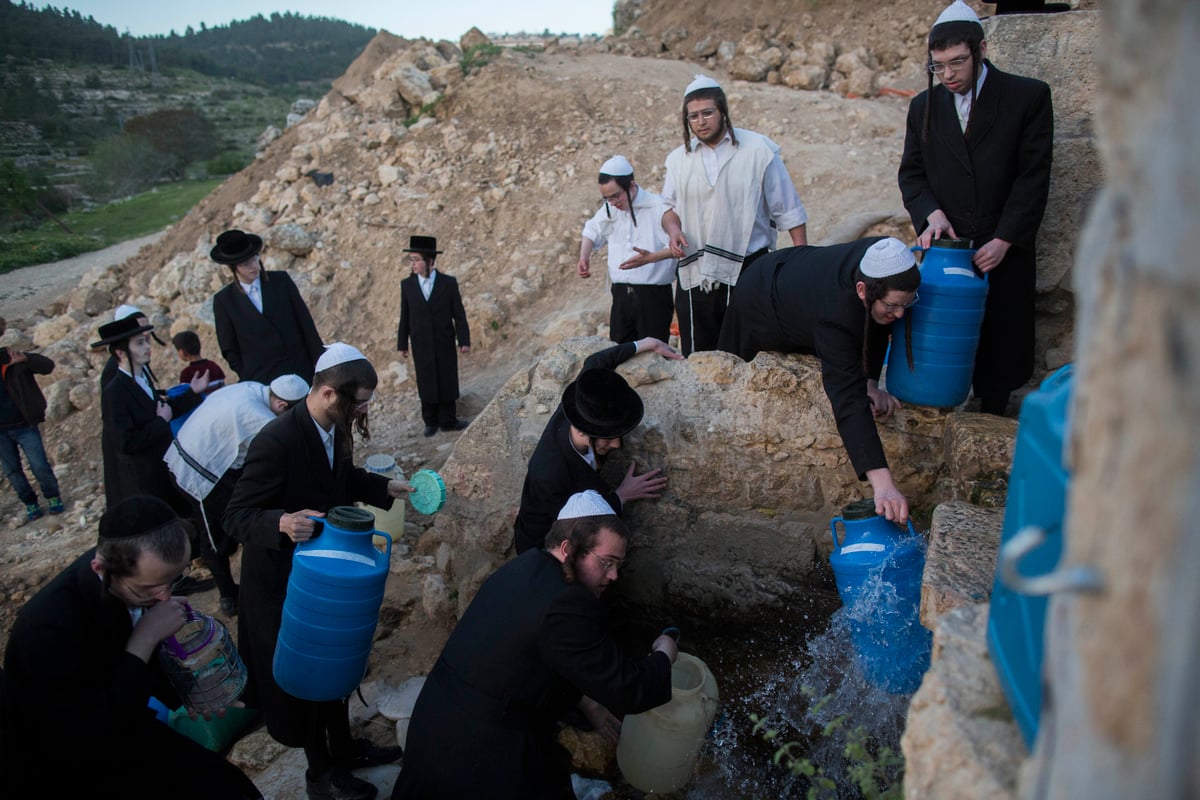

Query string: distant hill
[0,1,376,86]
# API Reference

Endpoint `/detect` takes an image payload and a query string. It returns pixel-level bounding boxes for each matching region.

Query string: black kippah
[99,495,179,539]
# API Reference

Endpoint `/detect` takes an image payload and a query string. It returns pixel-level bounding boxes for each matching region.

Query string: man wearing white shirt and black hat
[396,235,471,438]
[719,237,921,524]
[660,74,808,356]
[898,0,1053,416]
[577,155,677,344]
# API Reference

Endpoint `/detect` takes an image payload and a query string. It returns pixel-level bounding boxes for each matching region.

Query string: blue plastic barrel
[166,383,197,436]
[986,365,1074,747]
[274,506,392,701]
[886,240,988,408]
[829,500,932,694]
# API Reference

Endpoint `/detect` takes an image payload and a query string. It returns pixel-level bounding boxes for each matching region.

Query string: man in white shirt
[577,155,677,344]
[661,75,808,355]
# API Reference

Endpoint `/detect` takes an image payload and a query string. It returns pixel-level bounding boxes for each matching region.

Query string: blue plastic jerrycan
[829,499,931,694]
[274,506,392,701]
[986,364,1074,747]
[886,239,988,408]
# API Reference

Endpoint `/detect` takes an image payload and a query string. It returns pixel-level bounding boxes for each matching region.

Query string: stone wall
[425,337,956,621]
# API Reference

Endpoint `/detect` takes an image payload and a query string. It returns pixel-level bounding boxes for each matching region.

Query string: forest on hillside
[0,1,377,86]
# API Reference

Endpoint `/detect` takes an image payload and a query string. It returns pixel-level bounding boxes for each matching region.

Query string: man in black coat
[392,493,677,800]
[211,229,325,383]
[717,237,920,524]
[898,0,1053,415]
[95,316,207,514]
[395,235,471,437]
[512,337,681,555]
[1,496,262,799]
[223,343,409,800]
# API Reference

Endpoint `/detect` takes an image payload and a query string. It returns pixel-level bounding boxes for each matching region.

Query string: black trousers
[676,248,768,355]
[422,401,458,428]
[609,283,674,344]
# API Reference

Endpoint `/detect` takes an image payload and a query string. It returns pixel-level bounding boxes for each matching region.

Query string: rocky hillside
[0,1,1100,642]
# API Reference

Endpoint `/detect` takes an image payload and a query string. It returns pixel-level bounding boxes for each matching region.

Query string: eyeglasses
[929,55,972,75]
[122,565,191,602]
[354,395,373,411]
[686,107,719,123]
[880,293,919,313]
[587,550,623,574]
[406,255,427,264]
[601,189,624,203]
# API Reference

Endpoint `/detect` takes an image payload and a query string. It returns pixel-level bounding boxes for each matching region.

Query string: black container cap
[840,499,878,520]
[326,505,376,532]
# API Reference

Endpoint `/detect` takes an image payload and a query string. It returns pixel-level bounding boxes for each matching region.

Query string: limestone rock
[902,603,1023,800]
[421,573,454,623]
[557,724,616,774]
[939,412,1017,506]
[265,222,317,256]
[31,314,78,350]
[459,27,490,53]
[920,502,1004,629]
[68,286,113,317]
[42,380,73,423]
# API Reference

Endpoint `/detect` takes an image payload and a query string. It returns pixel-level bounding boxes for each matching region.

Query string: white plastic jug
[361,453,406,540]
[617,651,719,794]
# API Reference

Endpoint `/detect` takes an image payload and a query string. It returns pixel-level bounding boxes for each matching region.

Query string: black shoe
[171,575,216,596]
[422,424,438,437]
[219,596,239,616]
[440,418,468,432]
[305,769,377,800]
[334,738,404,770]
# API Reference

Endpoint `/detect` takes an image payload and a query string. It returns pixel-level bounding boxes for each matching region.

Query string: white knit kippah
[684,73,721,98]
[269,374,310,402]
[859,238,917,278]
[114,304,143,321]
[600,155,634,177]
[933,0,982,29]
[314,342,366,373]
[556,490,616,520]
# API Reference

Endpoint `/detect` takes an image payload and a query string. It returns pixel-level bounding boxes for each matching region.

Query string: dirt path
[0,232,166,320]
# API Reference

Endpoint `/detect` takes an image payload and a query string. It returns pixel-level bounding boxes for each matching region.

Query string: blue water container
[166,383,197,436]
[829,500,932,694]
[986,365,1074,747]
[886,240,988,408]
[274,506,392,701]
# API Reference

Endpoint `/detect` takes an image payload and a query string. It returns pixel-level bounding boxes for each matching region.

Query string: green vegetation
[752,692,905,800]
[0,178,221,273]
[460,43,503,74]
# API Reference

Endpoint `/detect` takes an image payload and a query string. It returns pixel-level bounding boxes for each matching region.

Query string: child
[172,330,226,395]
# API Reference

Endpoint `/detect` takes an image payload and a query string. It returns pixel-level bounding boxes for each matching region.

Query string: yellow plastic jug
[361,453,406,541]
[617,651,719,794]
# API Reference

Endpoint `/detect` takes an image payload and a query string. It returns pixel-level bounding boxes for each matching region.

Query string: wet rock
[920,502,1003,629]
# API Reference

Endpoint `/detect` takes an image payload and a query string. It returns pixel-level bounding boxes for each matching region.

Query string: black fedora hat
[92,315,155,349]
[210,229,264,265]
[403,235,443,255]
[561,368,644,439]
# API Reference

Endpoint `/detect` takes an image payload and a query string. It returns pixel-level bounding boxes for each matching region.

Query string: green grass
[0,178,222,274]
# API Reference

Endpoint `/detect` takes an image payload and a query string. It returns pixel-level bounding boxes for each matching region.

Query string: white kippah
[314,342,366,373]
[557,490,616,520]
[600,155,634,177]
[114,304,143,321]
[860,238,917,278]
[933,0,982,29]
[269,374,310,402]
[684,73,721,98]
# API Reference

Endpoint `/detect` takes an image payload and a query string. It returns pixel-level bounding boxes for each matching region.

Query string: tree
[123,108,220,180]
[86,132,164,199]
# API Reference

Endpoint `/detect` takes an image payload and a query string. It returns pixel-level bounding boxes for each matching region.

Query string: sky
[58,0,614,40]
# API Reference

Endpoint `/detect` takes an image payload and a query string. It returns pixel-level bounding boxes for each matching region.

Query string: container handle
[305,515,326,540]
[830,516,844,554]
[998,525,1105,596]
[376,529,393,564]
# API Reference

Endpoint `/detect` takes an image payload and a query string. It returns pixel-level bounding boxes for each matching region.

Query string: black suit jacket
[898,63,1053,394]
[396,272,470,404]
[513,342,639,555]
[100,370,200,511]
[1,550,260,797]
[212,271,324,383]
[222,401,392,745]
[392,549,671,799]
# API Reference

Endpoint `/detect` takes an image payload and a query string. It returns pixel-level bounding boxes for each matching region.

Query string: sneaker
[305,768,377,800]
[219,596,239,616]
[334,737,403,770]
[47,497,65,515]
[25,503,43,521]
